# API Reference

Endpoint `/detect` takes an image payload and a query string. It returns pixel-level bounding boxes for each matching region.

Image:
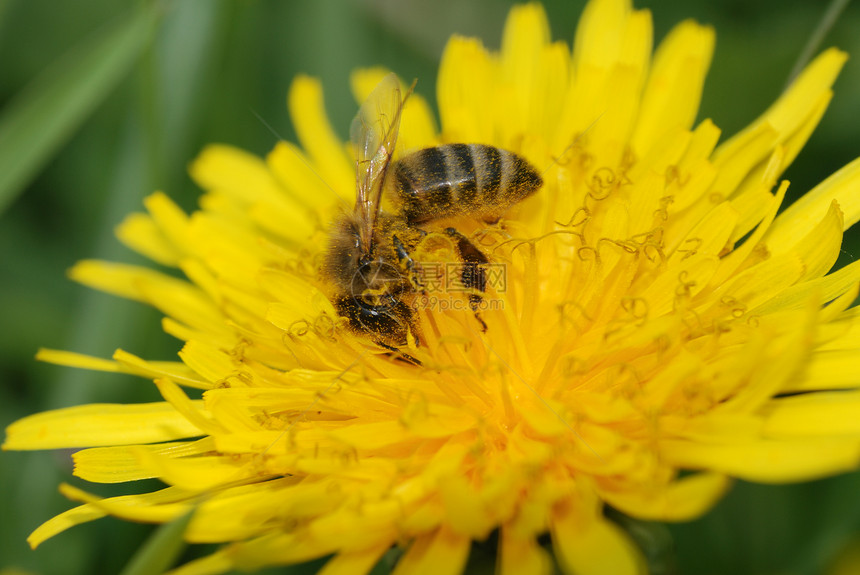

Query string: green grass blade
[119,509,194,575]
[0,5,157,216]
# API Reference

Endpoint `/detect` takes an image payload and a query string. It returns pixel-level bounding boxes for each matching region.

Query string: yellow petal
[191,145,282,204]
[318,545,390,575]
[73,438,216,483]
[791,200,844,281]
[500,3,558,141]
[28,484,195,548]
[60,483,191,524]
[552,511,646,575]
[3,402,203,450]
[598,472,730,521]
[437,36,495,142]
[184,477,306,543]
[499,528,552,575]
[166,553,233,575]
[307,505,399,553]
[706,253,805,316]
[787,348,860,392]
[564,0,651,154]
[779,89,832,171]
[768,157,860,249]
[631,20,714,156]
[439,475,494,539]
[661,438,860,483]
[666,119,721,212]
[328,421,412,450]
[133,447,259,491]
[112,348,211,390]
[710,123,778,203]
[178,340,236,384]
[718,302,815,412]
[287,75,353,203]
[392,525,470,575]
[266,141,340,213]
[69,260,229,337]
[144,190,190,246]
[224,532,337,570]
[27,484,190,549]
[116,211,180,266]
[259,268,336,326]
[727,146,785,242]
[28,504,106,549]
[752,258,860,316]
[154,378,223,436]
[573,0,637,73]
[709,180,788,288]
[668,201,737,264]
[763,392,860,437]
[35,348,124,373]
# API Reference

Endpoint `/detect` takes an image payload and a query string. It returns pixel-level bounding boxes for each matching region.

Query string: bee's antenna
[251,107,286,142]
[251,107,352,211]
[406,78,418,98]
[541,111,605,178]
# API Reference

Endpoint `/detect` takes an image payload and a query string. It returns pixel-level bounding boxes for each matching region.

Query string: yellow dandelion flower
[5,1,860,574]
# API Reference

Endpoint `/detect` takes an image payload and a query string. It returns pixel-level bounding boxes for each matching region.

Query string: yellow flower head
[6,1,860,574]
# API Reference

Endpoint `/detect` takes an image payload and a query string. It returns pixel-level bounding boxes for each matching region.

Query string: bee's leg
[376,341,422,366]
[392,235,417,273]
[393,232,428,290]
[444,228,489,332]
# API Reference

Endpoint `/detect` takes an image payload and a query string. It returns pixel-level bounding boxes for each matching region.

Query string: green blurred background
[2,0,860,573]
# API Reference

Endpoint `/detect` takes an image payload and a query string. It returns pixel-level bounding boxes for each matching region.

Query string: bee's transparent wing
[350,73,405,251]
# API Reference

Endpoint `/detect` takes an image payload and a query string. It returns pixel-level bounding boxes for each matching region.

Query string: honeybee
[322,74,542,351]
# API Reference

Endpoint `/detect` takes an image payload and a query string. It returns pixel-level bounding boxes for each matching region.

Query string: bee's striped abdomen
[388,143,542,225]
